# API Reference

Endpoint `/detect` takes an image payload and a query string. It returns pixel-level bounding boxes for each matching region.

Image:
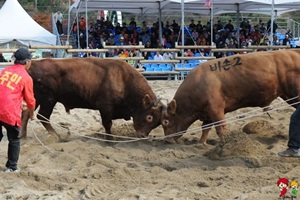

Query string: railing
[0,44,293,80]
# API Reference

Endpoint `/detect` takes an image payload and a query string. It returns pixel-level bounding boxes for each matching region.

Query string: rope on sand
[28,95,299,147]
[159,96,300,139]
[29,121,55,155]
[34,113,149,143]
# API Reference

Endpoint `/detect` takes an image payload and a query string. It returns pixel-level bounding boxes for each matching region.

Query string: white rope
[29,95,299,143]
[35,113,149,143]
[28,120,55,155]
[157,98,300,139]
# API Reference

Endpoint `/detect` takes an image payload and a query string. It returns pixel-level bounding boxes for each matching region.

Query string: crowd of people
[70,16,292,59]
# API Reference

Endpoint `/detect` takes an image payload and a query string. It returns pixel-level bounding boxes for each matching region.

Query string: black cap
[14,48,32,61]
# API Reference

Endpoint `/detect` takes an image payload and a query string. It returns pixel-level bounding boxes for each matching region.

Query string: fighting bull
[21,58,164,140]
[161,49,300,144]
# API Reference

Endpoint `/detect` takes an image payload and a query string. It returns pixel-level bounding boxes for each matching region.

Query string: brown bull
[161,49,300,144]
[21,58,163,139]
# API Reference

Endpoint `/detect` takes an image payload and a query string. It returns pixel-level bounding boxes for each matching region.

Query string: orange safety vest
[0,64,36,126]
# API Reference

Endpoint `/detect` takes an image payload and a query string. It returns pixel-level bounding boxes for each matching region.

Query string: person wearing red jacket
[0,48,36,172]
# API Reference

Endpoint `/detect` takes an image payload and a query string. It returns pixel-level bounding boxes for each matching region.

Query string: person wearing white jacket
[53,11,63,35]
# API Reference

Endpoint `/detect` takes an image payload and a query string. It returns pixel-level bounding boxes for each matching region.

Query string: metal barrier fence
[0,44,292,80]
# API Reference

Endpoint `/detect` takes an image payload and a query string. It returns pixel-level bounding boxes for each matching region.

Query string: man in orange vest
[0,48,36,172]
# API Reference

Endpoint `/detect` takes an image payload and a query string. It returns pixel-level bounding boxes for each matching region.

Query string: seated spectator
[142,31,151,45]
[259,23,266,34]
[216,20,223,31]
[131,30,139,45]
[129,17,137,30]
[115,23,122,35]
[153,52,163,60]
[163,52,173,60]
[123,33,130,45]
[197,34,206,45]
[192,29,199,41]
[0,53,7,62]
[225,34,235,48]
[184,49,193,57]
[122,22,129,34]
[115,36,126,45]
[119,49,129,58]
[142,51,151,60]
[141,21,148,35]
[144,41,151,49]
[127,51,136,67]
[105,16,113,29]
[107,33,115,45]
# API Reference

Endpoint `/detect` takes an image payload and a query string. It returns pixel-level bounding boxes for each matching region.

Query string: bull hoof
[20,135,27,140]
[199,141,207,146]
[164,138,176,144]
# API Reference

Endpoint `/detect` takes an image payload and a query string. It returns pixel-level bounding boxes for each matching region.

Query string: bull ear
[143,94,152,108]
[168,99,177,115]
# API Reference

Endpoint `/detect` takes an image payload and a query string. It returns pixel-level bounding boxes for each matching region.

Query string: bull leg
[199,120,213,145]
[20,109,31,138]
[99,110,114,141]
[38,103,59,138]
[208,103,226,145]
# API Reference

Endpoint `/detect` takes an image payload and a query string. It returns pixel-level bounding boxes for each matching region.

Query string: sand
[0,80,299,200]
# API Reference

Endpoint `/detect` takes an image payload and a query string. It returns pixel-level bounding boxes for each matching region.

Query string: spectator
[259,23,267,34]
[88,22,95,36]
[141,21,148,35]
[122,22,129,34]
[224,20,234,33]
[216,20,223,31]
[72,20,78,40]
[240,18,247,30]
[127,51,136,67]
[107,33,115,45]
[104,16,113,29]
[196,21,203,33]
[225,34,235,48]
[142,32,151,45]
[53,11,63,35]
[153,52,163,60]
[163,52,173,60]
[79,33,86,49]
[267,19,278,34]
[197,34,206,45]
[79,17,86,32]
[282,34,290,46]
[0,48,36,172]
[115,23,122,35]
[192,29,199,41]
[129,17,137,30]
[184,49,193,57]
[171,20,180,34]
[119,49,129,58]
[189,19,196,31]
[115,36,125,45]
[145,41,151,49]
[0,53,7,62]
[150,32,158,48]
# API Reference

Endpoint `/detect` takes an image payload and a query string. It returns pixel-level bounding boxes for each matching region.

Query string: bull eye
[162,119,169,126]
[146,115,153,122]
